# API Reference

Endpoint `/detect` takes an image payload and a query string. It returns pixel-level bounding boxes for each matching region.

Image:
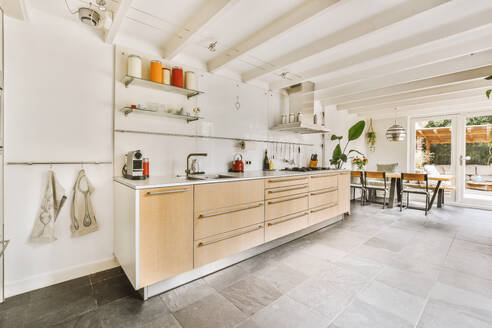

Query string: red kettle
[232,154,244,172]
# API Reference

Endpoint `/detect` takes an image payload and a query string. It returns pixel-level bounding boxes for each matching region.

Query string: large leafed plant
[330,120,365,169]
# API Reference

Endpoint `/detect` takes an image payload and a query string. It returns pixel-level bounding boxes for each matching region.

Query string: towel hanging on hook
[30,170,67,242]
[71,169,98,237]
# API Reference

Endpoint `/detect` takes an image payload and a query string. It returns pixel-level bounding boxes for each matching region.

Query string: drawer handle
[268,177,308,183]
[197,225,263,247]
[199,203,263,219]
[267,212,308,226]
[310,187,337,195]
[147,188,190,196]
[267,194,308,205]
[268,184,308,194]
[310,202,338,213]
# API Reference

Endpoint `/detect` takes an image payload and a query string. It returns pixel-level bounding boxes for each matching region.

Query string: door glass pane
[464,114,492,201]
[414,118,452,175]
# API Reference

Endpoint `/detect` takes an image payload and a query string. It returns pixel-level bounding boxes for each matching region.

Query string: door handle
[197,225,263,247]
[267,212,308,226]
[267,194,308,205]
[459,155,471,166]
[199,203,263,219]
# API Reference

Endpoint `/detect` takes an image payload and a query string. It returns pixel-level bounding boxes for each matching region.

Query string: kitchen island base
[140,214,343,300]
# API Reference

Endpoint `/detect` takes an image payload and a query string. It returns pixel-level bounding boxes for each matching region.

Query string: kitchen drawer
[265,175,310,189]
[309,188,338,209]
[194,224,265,267]
[265,183,309,200]
[194,179,264,213]
[265,211,308,242]
[265,193,308,220]
[310,174,338,191]
[194,201,264,240]
[309,202,339,226]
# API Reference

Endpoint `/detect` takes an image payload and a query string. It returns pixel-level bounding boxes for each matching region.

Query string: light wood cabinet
[139,186,193,287]
[338,172,351,215]
[194,180,264,213]
[194,201,264,240]
[265,183,309,200]
[265,193,309,220]
[309,188,338,209]
[265,176,309,189]
[309,203,339,225]
[265,211,308,242]
[194,224,265,267]
[310,174,338,191]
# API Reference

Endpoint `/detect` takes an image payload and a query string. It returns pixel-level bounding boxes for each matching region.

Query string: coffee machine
[123,150,146,180]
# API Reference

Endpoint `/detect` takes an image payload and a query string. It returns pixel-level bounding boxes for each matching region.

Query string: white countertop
[114,169,349,190]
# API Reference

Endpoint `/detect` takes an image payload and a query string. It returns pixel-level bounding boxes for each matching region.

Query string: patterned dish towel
[30,171,67,242]
[71,169,98,236]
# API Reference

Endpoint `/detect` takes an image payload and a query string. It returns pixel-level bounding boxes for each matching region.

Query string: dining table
[384,172,455,210]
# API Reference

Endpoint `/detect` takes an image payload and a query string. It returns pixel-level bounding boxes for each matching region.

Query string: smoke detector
[78,7,101,27]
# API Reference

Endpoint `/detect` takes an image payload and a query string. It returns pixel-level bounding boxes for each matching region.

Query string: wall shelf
[120,107,203,123]
[121,75,204,99]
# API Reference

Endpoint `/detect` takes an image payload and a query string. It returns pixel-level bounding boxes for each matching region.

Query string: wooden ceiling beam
[338,80,491,111]
[269,8,492,90]
[317,49,492,102]
[207,0,340,72]
[242,0,449,82]
[347,91,489,115]
[105,0,133,44]
[323,65,492,105]
[162,0,233,59]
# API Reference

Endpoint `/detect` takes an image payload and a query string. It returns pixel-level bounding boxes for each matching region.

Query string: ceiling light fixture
[208,41,218,52]
[385,108,407,142]
[78,7,101,26]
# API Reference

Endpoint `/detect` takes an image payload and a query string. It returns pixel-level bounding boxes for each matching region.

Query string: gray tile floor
[2,203,492,327]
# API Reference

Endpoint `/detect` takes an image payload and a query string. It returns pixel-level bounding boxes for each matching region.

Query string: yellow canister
[150,60,163,83]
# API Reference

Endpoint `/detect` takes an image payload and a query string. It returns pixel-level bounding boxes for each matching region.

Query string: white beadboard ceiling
[22,0,492,117]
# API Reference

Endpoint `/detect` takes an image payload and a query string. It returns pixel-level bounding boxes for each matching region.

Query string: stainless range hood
[271,82,330,134]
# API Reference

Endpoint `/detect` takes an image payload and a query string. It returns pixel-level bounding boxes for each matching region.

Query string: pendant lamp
[385,108,406,141]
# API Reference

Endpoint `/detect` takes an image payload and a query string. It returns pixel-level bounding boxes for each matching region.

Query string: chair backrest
[401,173,428,182]
[365,171,385,179]
[401,173,428,190]
[364,171,386,188]
[351,171,363,178]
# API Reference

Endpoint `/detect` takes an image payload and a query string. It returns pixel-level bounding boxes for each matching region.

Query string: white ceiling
[19,0,492,117]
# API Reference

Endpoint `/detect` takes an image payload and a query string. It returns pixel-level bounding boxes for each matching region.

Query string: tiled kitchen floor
[2,203,492,327]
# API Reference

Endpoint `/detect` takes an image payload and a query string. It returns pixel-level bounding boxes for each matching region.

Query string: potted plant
[352,156,368,170]
[486,75,492,99]
[330,120,365,169]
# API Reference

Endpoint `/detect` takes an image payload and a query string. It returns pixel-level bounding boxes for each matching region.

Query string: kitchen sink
[186,174,235,181]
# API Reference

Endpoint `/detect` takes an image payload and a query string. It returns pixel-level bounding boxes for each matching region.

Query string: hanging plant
[366,119,376,152]
[486,75,492,99]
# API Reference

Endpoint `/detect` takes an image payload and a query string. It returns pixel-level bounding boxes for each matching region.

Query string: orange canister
[150,60,163,83]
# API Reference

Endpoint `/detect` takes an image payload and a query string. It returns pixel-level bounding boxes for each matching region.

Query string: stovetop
[281,167,333,172]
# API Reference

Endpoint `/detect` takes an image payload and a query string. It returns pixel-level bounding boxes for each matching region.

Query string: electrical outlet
[245,160,252,165]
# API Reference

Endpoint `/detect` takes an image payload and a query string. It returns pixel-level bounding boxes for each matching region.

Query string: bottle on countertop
[263,150,270,170]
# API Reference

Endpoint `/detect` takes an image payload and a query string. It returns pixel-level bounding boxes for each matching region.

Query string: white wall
[365,118,408,172]
[4,9,115,297]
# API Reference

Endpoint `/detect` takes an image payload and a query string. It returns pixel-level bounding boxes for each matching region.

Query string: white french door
[410,111,492,208]
[456,111,492,207]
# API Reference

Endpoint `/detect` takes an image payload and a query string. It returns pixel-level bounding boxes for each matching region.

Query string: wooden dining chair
[350,171,365,205]
[400,173,430,216]
[364,171,388,209]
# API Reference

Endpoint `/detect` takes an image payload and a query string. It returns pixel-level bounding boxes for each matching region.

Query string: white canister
[163,68,171,85]
[185,71,196,90]
[281,114,288,124]
[289,113,296,123]
[296,112,303,122]
[127,55,142,78]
